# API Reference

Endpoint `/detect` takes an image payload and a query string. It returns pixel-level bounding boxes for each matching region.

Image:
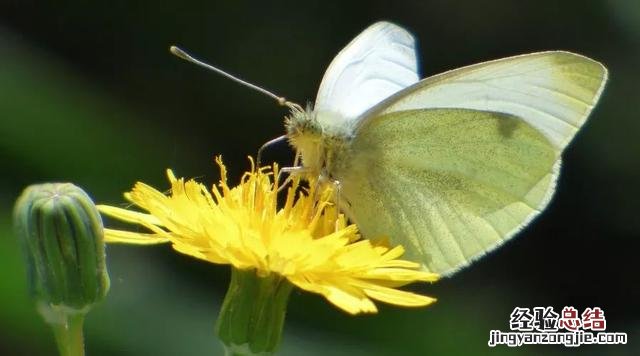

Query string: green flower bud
[13,183,110,319]
[216,268,293,355]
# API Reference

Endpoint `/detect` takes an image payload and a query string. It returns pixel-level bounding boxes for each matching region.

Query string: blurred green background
[1,1,638,355]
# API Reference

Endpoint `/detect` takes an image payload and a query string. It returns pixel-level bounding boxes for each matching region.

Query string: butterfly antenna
[170,46,300,109]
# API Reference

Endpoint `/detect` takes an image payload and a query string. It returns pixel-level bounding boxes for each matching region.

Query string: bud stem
[50,312,86,356]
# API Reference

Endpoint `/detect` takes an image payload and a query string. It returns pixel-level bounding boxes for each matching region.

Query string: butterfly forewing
[314,21,420,123]
[360,51,608,150]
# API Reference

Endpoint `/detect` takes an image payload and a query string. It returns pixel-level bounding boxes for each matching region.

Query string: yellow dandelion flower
[97,157,438,314]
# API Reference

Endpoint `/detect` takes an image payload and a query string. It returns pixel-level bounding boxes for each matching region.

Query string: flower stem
[216,268,293,355]
[51,313,86,356]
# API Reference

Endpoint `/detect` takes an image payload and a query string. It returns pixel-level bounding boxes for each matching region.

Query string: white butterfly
[283,21,608,276]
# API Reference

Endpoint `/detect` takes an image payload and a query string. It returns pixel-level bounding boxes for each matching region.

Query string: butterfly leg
[307,173,344,231]
[276,165,310,192]
[331,179,343,231]
[256,135,288,167]
[273,150,308,191]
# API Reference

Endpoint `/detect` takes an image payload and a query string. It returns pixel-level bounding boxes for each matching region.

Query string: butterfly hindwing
[337,109,558,275]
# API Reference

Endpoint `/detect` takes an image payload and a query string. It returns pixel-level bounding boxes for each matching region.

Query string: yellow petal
[103,228,170,244]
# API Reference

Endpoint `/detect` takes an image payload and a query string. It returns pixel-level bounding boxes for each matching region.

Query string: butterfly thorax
[285,105,353,180]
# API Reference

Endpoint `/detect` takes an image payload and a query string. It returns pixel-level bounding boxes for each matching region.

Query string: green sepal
[216,268,293,355]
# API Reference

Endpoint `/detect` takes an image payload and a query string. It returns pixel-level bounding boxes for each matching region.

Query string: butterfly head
[285,104,324,173]
[285,105,353,178]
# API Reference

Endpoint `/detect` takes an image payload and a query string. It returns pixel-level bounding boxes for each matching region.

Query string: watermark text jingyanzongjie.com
[488,306,627,347]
